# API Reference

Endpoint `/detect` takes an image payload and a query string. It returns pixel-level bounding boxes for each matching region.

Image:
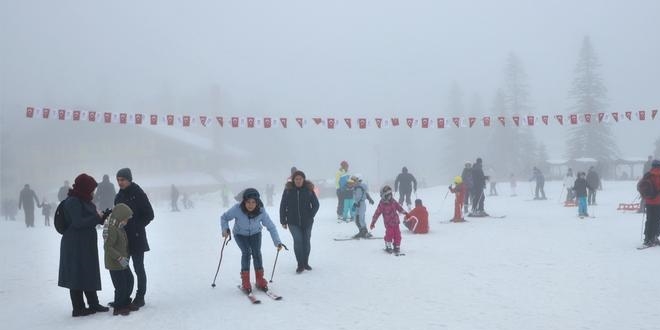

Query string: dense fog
[2,0,660,205]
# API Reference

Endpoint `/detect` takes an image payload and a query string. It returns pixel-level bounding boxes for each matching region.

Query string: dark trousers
[644,205,660,243]
[471,190,485,212]
[171,199,179,211]
[23,208,35,227]
[398,189,412,207]
[289,224,313,267]
[234,232,263,271]
[130,251,146,298]
[535,182,546,199]
[336,189,344,216]
[69,290,99,310]
[587,188,597,205]
[110,268,134,308]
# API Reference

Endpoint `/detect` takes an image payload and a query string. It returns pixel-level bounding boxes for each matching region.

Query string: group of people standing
[57,168,154,317]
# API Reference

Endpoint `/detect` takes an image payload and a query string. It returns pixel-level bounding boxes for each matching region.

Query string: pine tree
[565,36,618,163]
[502,53,537,175]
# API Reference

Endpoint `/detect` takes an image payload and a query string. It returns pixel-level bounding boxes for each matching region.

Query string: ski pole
[269,243,288,283]
[211,230,231,288]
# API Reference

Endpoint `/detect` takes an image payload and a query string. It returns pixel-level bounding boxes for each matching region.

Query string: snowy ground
[2,180,659,330]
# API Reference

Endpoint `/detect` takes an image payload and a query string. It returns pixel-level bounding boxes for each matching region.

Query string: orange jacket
[404,206,429,234]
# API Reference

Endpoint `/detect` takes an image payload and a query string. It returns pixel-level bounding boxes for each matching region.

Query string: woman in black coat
[279,170,320,273]
[58,173,109,317]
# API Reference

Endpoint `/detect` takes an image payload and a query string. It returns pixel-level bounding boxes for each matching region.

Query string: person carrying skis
[221,188,283,293]
[370,185,408,254]
[350,175,375,238]
[449,176,467,222]
[394,167,417,210]
[573,172,589,217]
[403,199,429,233]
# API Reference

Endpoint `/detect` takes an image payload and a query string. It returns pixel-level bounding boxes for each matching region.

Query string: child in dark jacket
[103,203,137,316]
[573,172,589,217]
[370,185,408,254]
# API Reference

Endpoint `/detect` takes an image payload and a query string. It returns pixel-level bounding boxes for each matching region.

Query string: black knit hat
[292,170,306,180]
[243,188,260,201]
[116,168,132,181]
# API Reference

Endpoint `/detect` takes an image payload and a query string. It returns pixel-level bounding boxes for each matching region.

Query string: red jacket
[449,183,466,202]
[404,206,429,233]
[645,168,660,206]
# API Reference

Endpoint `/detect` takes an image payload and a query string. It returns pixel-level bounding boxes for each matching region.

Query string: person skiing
[394,167,417,210]
[370,185,408,254]
[222,188,282,292]
[461,163,473,213]
[573,172,589,217]
[403,199,429,233]
[470,158,487,216]
[449,176,467,222]
[563,168,575,204]
[350,175,375,238]
[335,161,349,220]
[530,167,547,200]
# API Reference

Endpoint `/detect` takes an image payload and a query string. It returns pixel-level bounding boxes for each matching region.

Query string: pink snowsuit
[371,199,406,248]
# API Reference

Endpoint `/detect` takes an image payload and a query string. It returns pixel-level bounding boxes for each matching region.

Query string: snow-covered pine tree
[565,36,618,166]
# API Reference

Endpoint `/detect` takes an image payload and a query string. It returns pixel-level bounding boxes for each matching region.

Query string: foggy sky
[2,0,660,195]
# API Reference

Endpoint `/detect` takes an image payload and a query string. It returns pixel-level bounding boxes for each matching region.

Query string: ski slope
[1,180,657,330]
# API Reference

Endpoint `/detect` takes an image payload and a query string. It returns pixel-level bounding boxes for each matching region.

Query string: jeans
[110,268,134,308]
[289,224,313,267]
[578,196,588,216]
[234,232,263,271]
[130,251,146,298]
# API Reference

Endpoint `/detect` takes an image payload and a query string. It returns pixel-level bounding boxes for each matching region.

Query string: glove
[370,223,375,230]
[222,229,230,238]
[368,199,374,205]
[118,257,130,268]
[277,243,283,251]
[353,202,360,209]
[448,185,452,191]
[101,208,112,220]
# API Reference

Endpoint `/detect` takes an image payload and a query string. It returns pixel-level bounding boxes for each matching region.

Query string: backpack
[54,199,69,234]
[637,172,659,199]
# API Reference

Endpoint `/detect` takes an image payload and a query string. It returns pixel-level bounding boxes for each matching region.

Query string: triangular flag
[231,117,239,128]
[598,113,605,123]
[437,118,445,129]
[652,109,658,120]
[452,117,460,128]
[313,118,322,125]
[296,118,304,128]
[555,114,564,125]
[199,115,207,127]
[167,115,175,126]
[327,118,335,129]
[421,118,429,128]
[135,114,143,125]
[247,117,255,128]
[26,107,34,118]
[375,118,382,128]
[358,118,367,129]
[541,115,548,125]
[638,110,646,121]
[569,114,578,125]
[120,113,127,124]
[527,115,534,126]
[263,117,272,128]
[406,118,414,128]
[584,113,591,123]
[280,118,288,128]
[625,111,632,120]
[60,110,68,120]
[344,118,352,128]
[498,116,506,126]
[44,108,51,119]
[483,116,491,127]
[512,116,520,126]
[151,115,158,125]
[104,112,112,123]
[611,112,619,122]
[468,117,476,128]
[391,118,399,126]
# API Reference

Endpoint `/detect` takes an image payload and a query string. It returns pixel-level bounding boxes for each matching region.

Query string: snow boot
[384,242,393,254]
[255,269,268,291]
[131,296,145,308]
[393,246,400,254]
[240,271,252,292]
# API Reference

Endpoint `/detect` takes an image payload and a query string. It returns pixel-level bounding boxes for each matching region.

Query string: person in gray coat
[18,184,40,227]
[58,173,109,317]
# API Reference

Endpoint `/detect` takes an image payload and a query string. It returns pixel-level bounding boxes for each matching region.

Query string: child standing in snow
[370,185,408,254]
[103,203,137,316]
[573,172,589,217]
[449,176,467,222]
[403,199,429,233]
[221,188,282,292]
[350,176,375,238]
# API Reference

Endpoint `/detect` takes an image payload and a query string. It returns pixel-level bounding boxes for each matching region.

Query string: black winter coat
[279,181,320,228]
[395,172,417,192]
[58,197,102,291]
[471,163,486,191]
[586,170,601,190]
[573,178,588,197]
[114,183,154,254]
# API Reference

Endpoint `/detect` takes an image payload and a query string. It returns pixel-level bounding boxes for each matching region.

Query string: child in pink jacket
[370,185,408,254]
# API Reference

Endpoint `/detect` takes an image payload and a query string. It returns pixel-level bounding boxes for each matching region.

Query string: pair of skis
[333,236,383,241]
[237,286,282,304]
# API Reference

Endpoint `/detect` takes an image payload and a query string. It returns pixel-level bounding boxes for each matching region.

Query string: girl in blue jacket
[221,188,282,292]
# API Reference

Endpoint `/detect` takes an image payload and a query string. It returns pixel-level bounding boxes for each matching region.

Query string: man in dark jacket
[586,166,601,205]
[394,167,417,209]
[470,158,487,215]
[279,170,320,273]
[94,175,116,211]
[114,168,154,307]
[18,184,40,227]
[530,167,547,200]
[58,180,70,202]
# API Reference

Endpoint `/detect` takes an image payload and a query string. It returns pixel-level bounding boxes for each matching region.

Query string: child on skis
[403,199,429,233]
[370,185,408,254]
[350,176,375,238]
[573,172,589,217]
[103,203,137,316]
[449,176,467,222]
[221,188,283,293]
